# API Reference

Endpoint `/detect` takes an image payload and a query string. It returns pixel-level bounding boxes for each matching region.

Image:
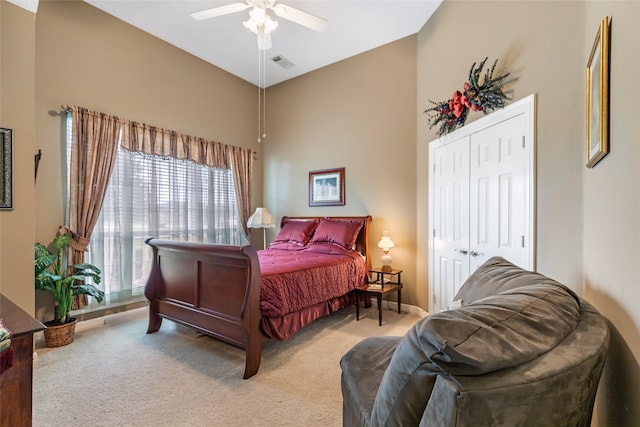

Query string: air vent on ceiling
[271,55,295,69]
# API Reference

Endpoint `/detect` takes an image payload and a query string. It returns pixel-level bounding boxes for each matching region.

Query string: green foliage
[34,232,104,324]
[465,58,513,114]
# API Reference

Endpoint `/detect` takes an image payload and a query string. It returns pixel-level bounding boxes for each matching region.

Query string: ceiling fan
[191,0,328,50]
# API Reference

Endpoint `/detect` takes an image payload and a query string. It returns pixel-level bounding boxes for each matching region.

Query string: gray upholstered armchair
[340,257,609,426]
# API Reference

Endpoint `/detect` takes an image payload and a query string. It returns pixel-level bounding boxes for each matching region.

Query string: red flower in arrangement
[449,91,469,118]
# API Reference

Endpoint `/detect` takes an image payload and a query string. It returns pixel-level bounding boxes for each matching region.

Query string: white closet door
[430,135,470,313]
[428,95,535,314]
[469,113,529,272]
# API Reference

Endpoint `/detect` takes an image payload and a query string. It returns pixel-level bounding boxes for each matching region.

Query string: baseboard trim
[364,298,430,318]
[70,296,148,323]
[36,300,425,341]
[75,306,148,332]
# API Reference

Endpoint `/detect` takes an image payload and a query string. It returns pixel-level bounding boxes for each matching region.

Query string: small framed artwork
[309,167,345,207]
[0,128,13,210]
[585,16,610,168]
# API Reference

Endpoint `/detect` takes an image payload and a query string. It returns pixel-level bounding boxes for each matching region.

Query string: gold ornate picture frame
[586,17,610,168]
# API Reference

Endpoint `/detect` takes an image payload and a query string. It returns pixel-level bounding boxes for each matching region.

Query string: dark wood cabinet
[0,294,45,427]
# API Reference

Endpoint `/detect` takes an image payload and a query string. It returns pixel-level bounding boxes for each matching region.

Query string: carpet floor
[33,304,423,427]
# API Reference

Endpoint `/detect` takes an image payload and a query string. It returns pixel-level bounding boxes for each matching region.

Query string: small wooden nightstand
[355,268,403,326]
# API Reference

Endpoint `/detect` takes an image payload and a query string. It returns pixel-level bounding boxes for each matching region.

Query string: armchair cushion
[341,336,402,427]
[453,256,566,305]
[370,282,581,427]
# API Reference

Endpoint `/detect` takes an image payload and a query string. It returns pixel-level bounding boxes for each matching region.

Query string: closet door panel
[469,113,528,272]
[431,136,470,313]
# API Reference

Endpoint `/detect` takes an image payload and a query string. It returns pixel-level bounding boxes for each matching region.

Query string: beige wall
[0,0,260,318]
[265,36,420,306]
[582,2,640,425]
[35,1,261,248]
[418,0,585,295]
[417,1,639,424]
[0,1,36,314]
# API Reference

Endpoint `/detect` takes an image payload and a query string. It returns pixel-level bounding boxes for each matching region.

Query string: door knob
[455,248,468,255]
[470,250,483,257]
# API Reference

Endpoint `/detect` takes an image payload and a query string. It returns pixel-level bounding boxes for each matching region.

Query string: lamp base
[381,253,392,271]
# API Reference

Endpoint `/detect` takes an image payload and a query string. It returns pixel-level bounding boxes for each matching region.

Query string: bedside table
[355,268,403,326]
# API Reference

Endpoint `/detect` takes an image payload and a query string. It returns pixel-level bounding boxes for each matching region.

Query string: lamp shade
[247,207,276,229]
[377,231,395,250]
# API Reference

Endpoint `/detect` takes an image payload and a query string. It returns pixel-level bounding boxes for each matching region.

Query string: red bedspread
[257,246,366,319]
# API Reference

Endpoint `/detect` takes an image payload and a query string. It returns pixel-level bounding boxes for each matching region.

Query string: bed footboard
[144,238,265,379]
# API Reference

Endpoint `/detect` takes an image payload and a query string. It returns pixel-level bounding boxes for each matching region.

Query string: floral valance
[121,121,235,171]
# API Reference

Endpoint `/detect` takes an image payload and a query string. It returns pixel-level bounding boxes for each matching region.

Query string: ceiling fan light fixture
[244,7,278,35]
[249,6,266,26]
[192,0,327,50]
[243,17,258,33]
[263,15,278,33]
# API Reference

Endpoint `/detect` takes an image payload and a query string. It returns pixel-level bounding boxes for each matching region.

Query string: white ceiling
[83,0,443,87]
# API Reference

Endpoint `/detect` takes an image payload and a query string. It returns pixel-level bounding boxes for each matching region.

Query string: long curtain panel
[228,145,254,237]
[68,107,121,308]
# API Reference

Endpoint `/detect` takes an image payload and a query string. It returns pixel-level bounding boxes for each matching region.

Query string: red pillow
[270,219,318,247]
[308,218,363,250]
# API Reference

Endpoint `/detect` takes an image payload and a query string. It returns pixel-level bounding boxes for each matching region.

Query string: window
[67,116,247,300]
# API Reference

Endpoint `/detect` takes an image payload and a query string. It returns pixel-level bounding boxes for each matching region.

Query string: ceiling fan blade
[271,4,328,32]
[257,31,272,51]
[191,2,250,21]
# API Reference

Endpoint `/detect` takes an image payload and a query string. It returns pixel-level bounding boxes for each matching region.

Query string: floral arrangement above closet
[425,58,513,136]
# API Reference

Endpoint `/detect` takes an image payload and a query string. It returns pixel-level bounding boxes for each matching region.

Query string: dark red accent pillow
[308,218,363,250]
[270,219,318,247]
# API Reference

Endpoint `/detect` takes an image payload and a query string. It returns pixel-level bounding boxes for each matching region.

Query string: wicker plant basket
[43,318,77,348]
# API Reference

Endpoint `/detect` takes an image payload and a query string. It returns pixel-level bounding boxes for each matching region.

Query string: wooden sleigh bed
[144,215,372,379]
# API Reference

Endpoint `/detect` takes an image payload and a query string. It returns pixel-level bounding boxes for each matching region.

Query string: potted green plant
[34,231,104,347]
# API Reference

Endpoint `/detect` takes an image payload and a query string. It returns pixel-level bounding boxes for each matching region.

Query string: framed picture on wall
[585,16,610,168]
[0,127,13,210]
[309,167,345,206]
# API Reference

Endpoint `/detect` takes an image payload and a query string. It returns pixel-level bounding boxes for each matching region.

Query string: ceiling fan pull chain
[257,40,262,142]
[262,44,267,142]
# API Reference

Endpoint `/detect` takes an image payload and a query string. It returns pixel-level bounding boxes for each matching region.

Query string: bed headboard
[280,215,372,271]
